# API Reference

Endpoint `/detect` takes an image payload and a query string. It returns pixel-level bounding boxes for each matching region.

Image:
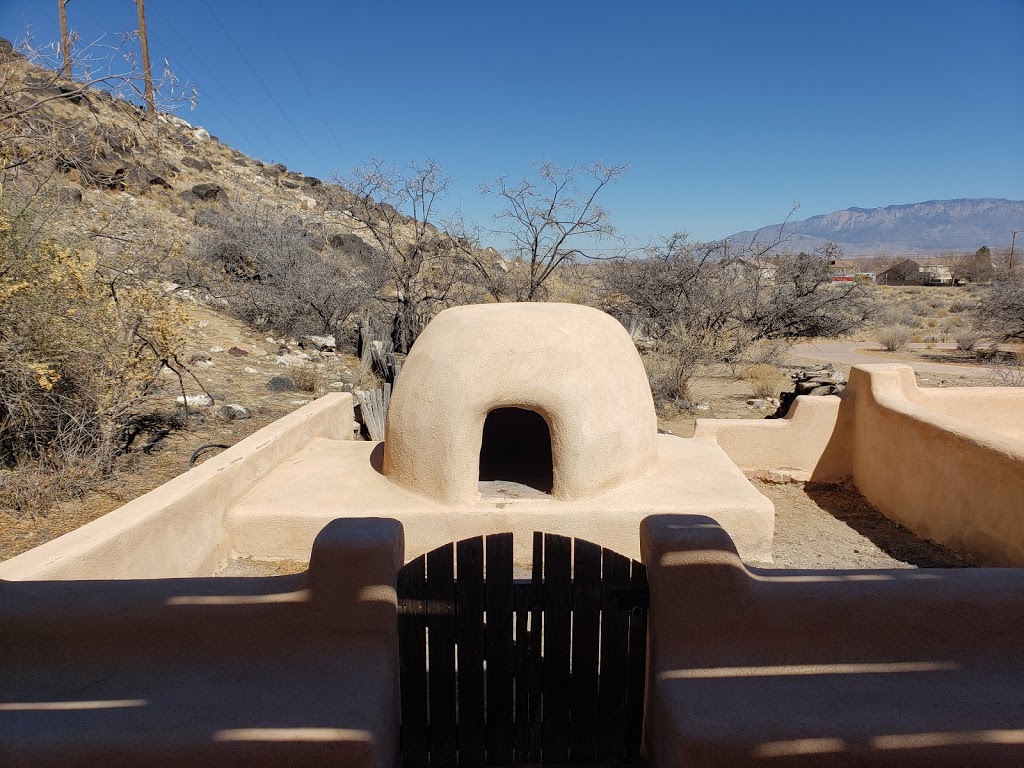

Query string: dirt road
[791,340,985,376]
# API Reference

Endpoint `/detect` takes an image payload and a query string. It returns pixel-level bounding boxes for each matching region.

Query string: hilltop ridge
[728,198,1023,255]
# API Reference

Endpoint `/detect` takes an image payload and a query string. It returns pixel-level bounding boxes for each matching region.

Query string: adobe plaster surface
[384,303,659,503]
[641,514,1024,767]
[0,518,403,768]
[227,433,774,566]
[0,393,355,581]
[696,364,1024,566]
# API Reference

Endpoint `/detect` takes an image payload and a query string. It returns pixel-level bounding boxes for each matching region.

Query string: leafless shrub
[954,330,983,352]
[988,351,1024,387]
[878,326,912,351]
[973,269,1024,342]
[744,364,787,399]
[290,362,322,394]
[194,209,379,339]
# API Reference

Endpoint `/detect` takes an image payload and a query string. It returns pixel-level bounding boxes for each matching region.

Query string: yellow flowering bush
[0,207,188,514]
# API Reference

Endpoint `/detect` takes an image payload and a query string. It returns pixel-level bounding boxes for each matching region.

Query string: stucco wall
[695,364,1024,566]
[692,394,852,482]
[848,365,1024,566]
[1,516,402,767]
[640,514,1024,766]
[0,393,354,581]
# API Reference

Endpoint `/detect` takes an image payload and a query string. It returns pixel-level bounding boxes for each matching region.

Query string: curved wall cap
[382,303,658,503]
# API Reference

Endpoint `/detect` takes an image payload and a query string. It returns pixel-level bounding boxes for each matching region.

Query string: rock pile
[768,364,846,419]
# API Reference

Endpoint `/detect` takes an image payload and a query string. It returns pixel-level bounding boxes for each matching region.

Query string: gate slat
[542,533,572,763]
[398,555,428,768]
[624,560,649,758]
[484,533,514,766]
[456,537,485,767]
[513,582,531,761]
[427,544,457,767]
[597,548,631,759]
[569,538,602,762]
[528,532,544,764]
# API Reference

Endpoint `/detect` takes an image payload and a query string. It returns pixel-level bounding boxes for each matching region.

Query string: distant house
[877,259,953,286]
[726,258,777,282]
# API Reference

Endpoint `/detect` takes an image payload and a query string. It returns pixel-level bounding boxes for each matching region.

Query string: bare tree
[472,161,628,301]
[341,159,474,352]
[606,235,874,362]
[974,268,1024,341]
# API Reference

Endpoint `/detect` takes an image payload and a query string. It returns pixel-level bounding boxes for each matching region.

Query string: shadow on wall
[0,518,402,768]
[641,514,1024,768]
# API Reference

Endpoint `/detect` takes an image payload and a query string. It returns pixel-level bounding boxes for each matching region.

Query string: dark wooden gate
[397,532,648,767]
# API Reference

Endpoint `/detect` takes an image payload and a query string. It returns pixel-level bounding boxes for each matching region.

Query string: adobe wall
[695,364,1024,566]
[640,514,1024,766]
[691,394,852,483]
[0,393,355,581]
[849,365,1024,566]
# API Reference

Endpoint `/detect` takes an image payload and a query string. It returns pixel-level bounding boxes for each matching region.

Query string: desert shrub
[290,362,323,394]
[878,326,912,351]
[988,350,1024,386]
[195,210,378,339]
[740,338,792,368]
[0,205,189,515]
[744,364,787,399]
[954,330,983,351]
[643,324,731,410]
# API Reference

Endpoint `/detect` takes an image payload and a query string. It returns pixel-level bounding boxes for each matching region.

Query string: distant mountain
[728,198,1024,256]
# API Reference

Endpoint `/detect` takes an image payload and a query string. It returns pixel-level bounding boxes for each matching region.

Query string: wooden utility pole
[134,0,156,115]
[58,0,72,77]
[1011,230,1019,270]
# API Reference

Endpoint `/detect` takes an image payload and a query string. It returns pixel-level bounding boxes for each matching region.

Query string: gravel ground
[752,479,969,569]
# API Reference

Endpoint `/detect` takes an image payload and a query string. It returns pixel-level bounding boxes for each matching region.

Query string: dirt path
[752,480,969,569]
[791,340,988,376]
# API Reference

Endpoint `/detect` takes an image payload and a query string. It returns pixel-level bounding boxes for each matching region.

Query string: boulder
[217,404,251,420]
[300,335,336,352]
[181,156,214,172]
[266,376,297,393]
[190,183,226,202]
[125,166,172,194]
[176,393,213,407]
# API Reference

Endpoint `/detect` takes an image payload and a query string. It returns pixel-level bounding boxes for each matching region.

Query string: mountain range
[728,198,1023,256]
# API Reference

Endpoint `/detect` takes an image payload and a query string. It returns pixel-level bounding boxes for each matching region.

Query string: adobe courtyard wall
[0,393,355,581]
[640,514,1024,766]
[695,364,1024,566]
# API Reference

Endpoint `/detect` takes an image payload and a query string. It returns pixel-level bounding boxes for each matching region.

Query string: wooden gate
[397,532,648,767]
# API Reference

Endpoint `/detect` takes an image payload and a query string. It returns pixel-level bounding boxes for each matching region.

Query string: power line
[197,0,332,176]
[254,0,351,169]
[144,1,294,165]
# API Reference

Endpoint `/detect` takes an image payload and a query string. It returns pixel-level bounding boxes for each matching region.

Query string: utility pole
[1011,230,1018,271]
[57,0,71,77]
[134,0,156,115]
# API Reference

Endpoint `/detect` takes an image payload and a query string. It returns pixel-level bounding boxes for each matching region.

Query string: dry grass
[290,362,323,393]
[744,364,787,399]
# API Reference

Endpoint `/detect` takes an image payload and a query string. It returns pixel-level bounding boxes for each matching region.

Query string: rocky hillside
[729,198,1023,256]
[1,40,373,257]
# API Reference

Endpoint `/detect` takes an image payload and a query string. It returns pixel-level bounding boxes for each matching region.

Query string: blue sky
[2,0,1022,244]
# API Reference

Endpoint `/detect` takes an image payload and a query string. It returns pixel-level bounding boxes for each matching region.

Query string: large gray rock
[266,376,297,393]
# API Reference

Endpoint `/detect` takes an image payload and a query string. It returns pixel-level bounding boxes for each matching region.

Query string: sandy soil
[752,480,968,569]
